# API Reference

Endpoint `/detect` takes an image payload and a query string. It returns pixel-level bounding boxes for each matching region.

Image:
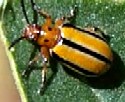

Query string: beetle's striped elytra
[9,0,113,94]
[52,24,113,76]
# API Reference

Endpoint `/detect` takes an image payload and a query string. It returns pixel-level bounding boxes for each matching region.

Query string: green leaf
[2,0,125,102]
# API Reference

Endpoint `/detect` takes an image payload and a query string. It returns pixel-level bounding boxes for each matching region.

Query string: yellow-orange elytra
[9,0,113,93]
[52,24,113,76]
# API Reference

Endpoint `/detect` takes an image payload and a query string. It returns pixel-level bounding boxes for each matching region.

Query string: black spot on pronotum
[44,39,49,42]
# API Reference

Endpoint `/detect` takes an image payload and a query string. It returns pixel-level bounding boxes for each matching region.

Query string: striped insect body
[9,0,113,94]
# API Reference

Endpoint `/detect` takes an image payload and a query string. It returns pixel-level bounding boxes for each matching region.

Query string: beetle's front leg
[38,60,48,95]
[37,47,50,94]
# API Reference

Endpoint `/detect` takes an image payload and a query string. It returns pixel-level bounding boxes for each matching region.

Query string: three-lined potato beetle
[9,0,113,93]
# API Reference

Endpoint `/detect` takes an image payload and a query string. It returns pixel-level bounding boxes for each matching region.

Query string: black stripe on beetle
[62,38,111,64]
[52,52,97,76]
[62,24,106,42]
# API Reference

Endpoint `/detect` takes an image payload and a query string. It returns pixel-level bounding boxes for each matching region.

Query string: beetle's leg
[37,9,52,31]
[84,26,109,41]
[84,27,105,36]
[55,5,78,27]
[30,2,52,30]
[38,47,50,94]
[37,9,51,19]
[38,59,48,94]
[63,5,77,20]
[93,27,107,39]
[30,0,50,18]
[22,53,41,78]
[94,27,110,42]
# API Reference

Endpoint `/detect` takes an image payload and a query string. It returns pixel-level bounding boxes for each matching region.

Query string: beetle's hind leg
[93,27,110,41]
[84,26,110,42]
[63,5,78,20]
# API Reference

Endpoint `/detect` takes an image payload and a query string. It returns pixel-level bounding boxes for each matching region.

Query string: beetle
[9,0,113,94]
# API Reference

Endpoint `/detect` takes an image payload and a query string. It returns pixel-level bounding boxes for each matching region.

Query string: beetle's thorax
[23,24,62,48]
[37,26,62,48]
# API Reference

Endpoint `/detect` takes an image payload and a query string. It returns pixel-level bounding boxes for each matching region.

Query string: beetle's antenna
[30,0,38,24]
[9,36,25,50]
[20,0,30,24]
[9,0,29,50]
